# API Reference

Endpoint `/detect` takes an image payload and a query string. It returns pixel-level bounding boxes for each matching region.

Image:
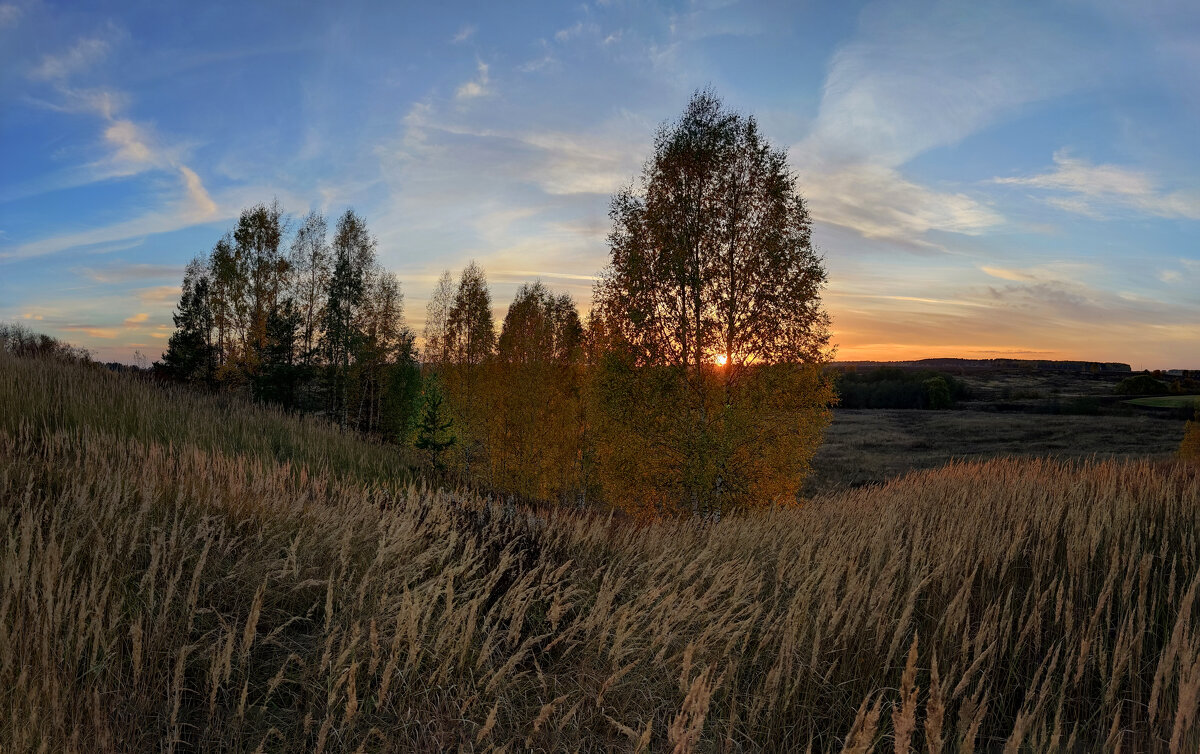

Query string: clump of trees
[162,91,834,516]
[1,323,91,362]
[160,203,421,439]
[1115,374,1170,396]
[836,367,968,409]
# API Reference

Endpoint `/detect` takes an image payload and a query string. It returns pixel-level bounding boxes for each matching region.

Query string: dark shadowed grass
[0,351,415,486]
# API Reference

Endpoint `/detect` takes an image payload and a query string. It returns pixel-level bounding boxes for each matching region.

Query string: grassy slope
[1127,396,1200,409]
[2,352,1200,752]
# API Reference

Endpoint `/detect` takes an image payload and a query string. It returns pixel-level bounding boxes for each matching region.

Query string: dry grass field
[3,351,1200,752]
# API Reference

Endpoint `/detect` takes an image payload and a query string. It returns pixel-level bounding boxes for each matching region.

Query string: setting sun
[715,354,728,366]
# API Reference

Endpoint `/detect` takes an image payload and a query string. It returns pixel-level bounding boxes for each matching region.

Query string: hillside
[2,351,1200,752]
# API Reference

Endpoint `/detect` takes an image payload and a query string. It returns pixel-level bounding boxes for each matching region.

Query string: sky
[1,0,1198,369]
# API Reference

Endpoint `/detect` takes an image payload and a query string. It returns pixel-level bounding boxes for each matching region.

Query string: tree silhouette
[592,89,833,516]
[161,259,216,384]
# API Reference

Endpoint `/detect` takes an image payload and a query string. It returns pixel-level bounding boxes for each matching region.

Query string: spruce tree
[161,262,216,384]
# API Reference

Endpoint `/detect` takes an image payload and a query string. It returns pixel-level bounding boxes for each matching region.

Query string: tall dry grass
[2,351,1200,751]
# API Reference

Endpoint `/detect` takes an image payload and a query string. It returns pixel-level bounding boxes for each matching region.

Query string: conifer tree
[254,298,304,408]
[161,259,217,384]
[415,376,456,473]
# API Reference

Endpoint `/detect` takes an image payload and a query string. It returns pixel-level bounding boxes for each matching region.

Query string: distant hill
[835,357,1132,373]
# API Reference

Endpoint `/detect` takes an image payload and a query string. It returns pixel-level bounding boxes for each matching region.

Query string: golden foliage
[1180,413,1200,462]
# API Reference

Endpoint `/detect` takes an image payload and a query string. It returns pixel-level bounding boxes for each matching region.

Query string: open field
[806,408,1187,495]
[1127,396,1200,409]
[4,352,1200,752]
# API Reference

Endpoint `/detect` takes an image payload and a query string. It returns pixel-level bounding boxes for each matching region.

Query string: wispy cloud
[0,195,226,260]
[455,60,491,100]
[451,24,476,44]
[980,266,1038,282]
[28,33,115,81]
[0,3,21,29]
[178,165,218,218]
[788,1,1106,245]
[995,150,1200,220]
[6,30,222,255]
[801,163,1002,245]
[60,324,119,339]
[77,263,182,284]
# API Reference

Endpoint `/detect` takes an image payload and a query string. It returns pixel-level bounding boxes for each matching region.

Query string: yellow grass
[2,350,1200,751]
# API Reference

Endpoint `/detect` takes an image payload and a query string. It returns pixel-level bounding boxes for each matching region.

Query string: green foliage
[415,375,456,472]
[1115,373,1170,395]
[162,204,418,445]
[835,368,968,409]
[923,376,952,410]
[253,297,305,407]
[160,260,217,384]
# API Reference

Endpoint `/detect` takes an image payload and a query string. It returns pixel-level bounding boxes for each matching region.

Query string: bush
[0,323,90,361]
[1115,374,1169,395]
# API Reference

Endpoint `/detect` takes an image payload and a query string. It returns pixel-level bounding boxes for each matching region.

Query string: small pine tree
[415,376,456,473]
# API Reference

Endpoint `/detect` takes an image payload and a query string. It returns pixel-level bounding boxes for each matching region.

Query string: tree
[290,210,331,367]
[442,261,496,478]
[415,375,457,473]
[1181,411,1200,464]
[321,209,373,426]
[446,261,495,367]
[254,298,304,408]
[493,282,586,501]
[161,258,217,384]
[423,270,454,368]
[233,201,288,366]
[356,270,410,433]
[592,89,834,517]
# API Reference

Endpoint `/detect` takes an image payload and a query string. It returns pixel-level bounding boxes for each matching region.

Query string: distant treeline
[1115,373,1200,396]
[838,358,1132,373]
[835,367,969,409]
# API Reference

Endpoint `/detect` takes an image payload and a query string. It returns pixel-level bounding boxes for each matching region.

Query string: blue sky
[1,0,1198,368]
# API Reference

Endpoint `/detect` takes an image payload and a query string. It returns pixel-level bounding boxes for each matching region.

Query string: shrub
[1115,373,1169,395]
[1182,411,1200,462]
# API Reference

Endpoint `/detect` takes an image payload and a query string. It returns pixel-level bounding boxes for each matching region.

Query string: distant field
[1125,395,1200,408]
[805,408,1185,495]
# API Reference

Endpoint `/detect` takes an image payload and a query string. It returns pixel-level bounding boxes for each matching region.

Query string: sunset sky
[1,0,1198,368]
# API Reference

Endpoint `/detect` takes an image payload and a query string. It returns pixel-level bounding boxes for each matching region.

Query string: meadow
[3,349,1200,752]
[1127,396,1200,409]
[807,408,1185,495]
